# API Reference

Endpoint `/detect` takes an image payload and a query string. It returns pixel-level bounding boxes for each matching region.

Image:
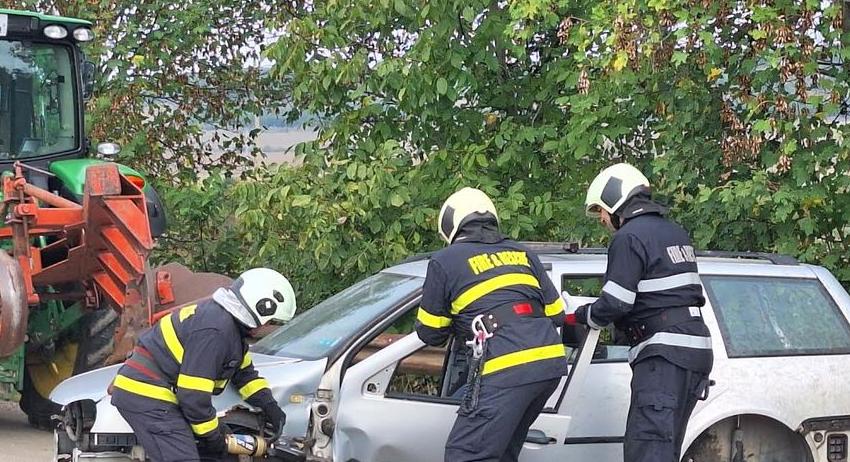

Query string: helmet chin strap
[610,213,622,230]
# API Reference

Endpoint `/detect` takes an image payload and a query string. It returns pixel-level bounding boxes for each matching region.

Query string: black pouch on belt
[624,306,702,346]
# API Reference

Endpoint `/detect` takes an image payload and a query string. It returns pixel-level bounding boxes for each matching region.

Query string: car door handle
[526,429,557,445]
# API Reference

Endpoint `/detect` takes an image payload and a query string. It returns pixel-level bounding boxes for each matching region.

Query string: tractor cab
[0,9,165,232]
[0,9,95,171]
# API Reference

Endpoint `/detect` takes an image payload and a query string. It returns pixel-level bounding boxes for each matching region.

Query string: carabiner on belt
[466,314,494,359]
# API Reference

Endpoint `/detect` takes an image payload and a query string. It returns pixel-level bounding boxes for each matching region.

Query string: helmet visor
[586,203,603,218]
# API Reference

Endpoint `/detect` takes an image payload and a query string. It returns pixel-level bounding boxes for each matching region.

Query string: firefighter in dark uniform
[572,163,713,462]
[110,268,296,461]
[415,187,567,462]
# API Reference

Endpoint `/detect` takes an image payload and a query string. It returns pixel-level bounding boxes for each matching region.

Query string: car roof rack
[694,250,799,265]
[394,242,799,266]
[519,242,800,265]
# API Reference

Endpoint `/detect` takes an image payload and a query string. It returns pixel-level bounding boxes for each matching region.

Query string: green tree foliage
[245,0,850,297]
[3,0,284,177]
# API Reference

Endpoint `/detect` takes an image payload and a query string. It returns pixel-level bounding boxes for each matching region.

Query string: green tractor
[0,9,230,428]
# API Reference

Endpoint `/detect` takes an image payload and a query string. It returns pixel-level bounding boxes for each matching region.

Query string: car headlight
[73,27,95,42]
[43,25,68,39]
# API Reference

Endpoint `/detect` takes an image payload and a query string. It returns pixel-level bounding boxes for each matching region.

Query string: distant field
[202,127,317,167]
[256,128,317,165]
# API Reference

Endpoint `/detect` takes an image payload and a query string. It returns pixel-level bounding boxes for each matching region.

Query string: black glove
[574,304,590,325]
[197,431,227,458]
[261,401,286,436]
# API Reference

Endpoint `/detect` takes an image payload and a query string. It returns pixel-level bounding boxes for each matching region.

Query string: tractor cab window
[0,41,78,160]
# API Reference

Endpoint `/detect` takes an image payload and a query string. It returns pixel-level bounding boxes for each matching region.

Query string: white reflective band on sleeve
[628,332,713,363]
[585,305,604,330]
[636,272,702,293]
[602,281,636,304]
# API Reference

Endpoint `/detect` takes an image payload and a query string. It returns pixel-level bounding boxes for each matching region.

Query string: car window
[386,344,449,398]
[703,276,850,357]
[351,308,417,365]
[561,276,629,362]
[348,306,449,398]
[562,275,603,297]
[253,273,423,360]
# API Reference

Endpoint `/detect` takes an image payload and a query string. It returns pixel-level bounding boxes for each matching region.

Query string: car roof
[381,252,819,279]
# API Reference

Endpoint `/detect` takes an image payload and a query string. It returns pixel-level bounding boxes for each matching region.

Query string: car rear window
[703,276,850,357]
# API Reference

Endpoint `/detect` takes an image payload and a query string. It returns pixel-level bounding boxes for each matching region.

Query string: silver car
[52,246,850,461]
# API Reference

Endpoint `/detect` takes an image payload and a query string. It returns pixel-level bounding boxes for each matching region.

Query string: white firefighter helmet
[437,187,499,243]
[229,268,297,329]
[585,163,651,217]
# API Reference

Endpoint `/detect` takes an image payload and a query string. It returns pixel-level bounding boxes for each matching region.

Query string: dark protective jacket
[577,196,713,373]
[415,221,568,387]
[111,298,276,441]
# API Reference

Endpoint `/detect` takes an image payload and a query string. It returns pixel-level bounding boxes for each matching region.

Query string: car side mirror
[82,61,96,100]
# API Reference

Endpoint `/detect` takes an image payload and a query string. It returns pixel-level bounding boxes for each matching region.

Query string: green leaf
[436,77,448,95]
[394,0,410,17]
[390,193,405,207]
[292,195,311,207]
[462,6,475,22]
[749,29,767,40]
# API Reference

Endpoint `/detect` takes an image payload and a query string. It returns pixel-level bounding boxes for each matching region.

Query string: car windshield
[253,272,423,360]
[0,41,78,160]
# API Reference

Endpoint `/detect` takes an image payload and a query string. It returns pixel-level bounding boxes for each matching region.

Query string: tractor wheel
[72,308,120,375]
[20,308,119,431]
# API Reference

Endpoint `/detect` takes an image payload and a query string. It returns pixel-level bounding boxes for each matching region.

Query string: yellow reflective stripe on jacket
[215,379,228,390]
[191,416,219,436]
[482,344,566,376]
[544,298,565,317]
[177,374,215,393]
[451,273,541,314]
[113,375,178,404]
[160,314,184,364]
[239,378,269,399]
[416,307,452,329]
[240,353,252,370]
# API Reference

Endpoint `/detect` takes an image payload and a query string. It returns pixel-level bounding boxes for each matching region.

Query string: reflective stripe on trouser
[628,332,712,364]
[445,378,560,462]
[624,356,709,462]
[116,406,200,462]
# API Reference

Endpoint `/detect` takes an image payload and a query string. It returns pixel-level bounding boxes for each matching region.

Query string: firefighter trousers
[445,378,560,462]
[623,356,710,462]
[113,398,225,462]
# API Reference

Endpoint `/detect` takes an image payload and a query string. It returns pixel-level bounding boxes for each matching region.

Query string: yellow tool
[225,434,269,457]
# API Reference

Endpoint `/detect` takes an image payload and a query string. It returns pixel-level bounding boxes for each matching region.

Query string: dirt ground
[0,401,54,461]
